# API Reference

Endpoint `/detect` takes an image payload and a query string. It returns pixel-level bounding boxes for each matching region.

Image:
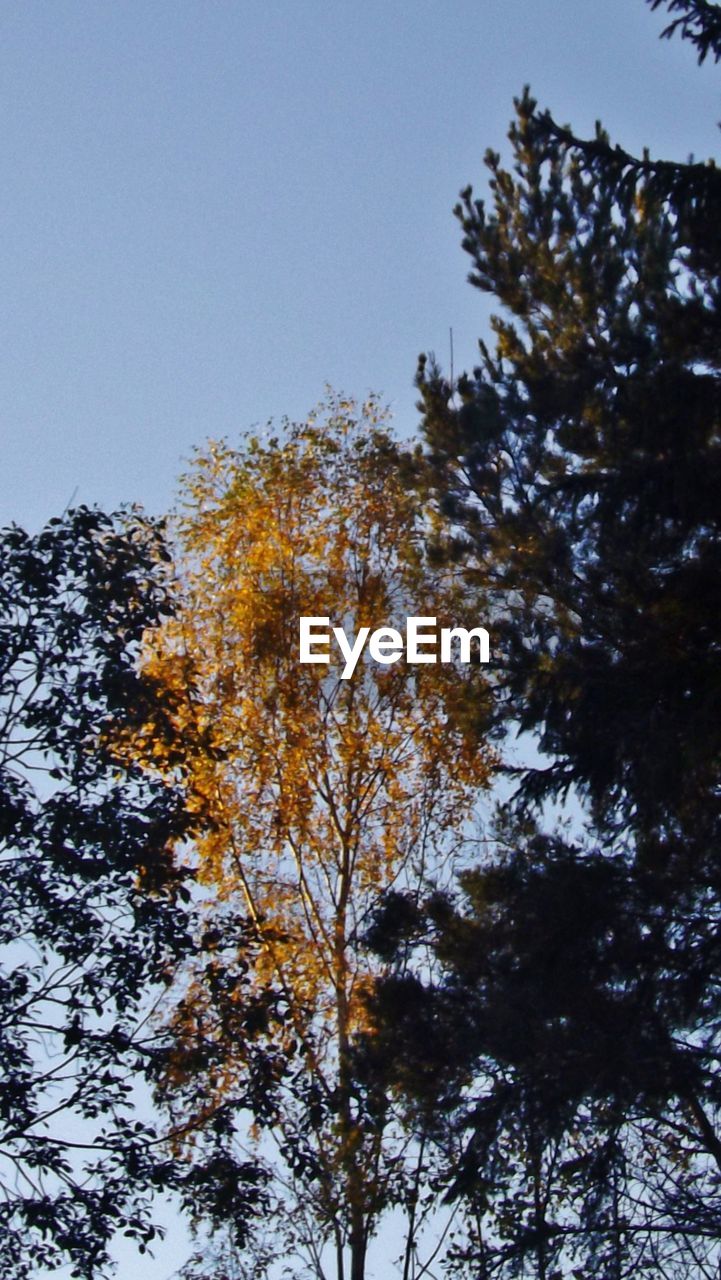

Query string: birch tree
[140,394,496,1280]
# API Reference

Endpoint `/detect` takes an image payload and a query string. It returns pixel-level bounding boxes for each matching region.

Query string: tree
[366,2,721,1275]
[418,88,721,853]
[0,507,195,1278]
[139,394,496,1279]
[366,820,721,1279]
[651,0,721,62]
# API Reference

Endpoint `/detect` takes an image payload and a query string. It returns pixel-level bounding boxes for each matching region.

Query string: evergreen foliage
[651,0,721,62]
[365,3,721,1275]
[418,81,721,854]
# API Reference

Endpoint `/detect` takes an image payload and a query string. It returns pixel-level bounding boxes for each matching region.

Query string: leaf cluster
[0,508,193,1277]
[138,394,497,1277]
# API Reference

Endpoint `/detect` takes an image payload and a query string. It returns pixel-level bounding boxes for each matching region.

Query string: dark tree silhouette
[417,74,721,854]
[365,3,721,1276]
[651,0,721,62]
[0,508,193,1278]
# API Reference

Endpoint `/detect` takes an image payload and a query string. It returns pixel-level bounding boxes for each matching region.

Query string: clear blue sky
[9,3,719,1276]
[1,0,718,534]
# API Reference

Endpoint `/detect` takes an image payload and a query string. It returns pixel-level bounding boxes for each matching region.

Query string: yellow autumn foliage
[139,392,496,1274]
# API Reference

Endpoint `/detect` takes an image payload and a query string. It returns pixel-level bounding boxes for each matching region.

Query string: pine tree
[367,4,721,1275]
[418,79,721,856]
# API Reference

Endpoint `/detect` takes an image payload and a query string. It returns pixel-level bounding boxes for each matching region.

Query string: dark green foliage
[650,0,721,62]
[418,79,721,852]
[0,508,193,1278]
[366,833,721,1278]
[371,5,721,1276]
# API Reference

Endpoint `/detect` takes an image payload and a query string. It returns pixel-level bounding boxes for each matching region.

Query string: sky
[7,2,720,1276]
[1,0,719,537]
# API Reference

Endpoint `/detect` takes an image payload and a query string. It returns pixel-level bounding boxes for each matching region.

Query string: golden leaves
[139,392,498,1228]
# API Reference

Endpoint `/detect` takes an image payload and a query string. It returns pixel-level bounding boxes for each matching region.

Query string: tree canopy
[362,3,721,1276]
[6,6,721,1278]
[0,508,192,1279]
[418,78,721,854]
[137,394,496,1279]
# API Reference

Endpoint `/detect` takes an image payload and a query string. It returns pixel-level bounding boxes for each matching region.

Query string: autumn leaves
[136,393,497,1276]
